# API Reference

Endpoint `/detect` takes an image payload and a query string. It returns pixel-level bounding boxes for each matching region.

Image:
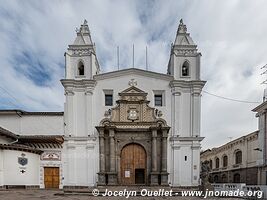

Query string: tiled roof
[0,126,19,139]
[0,126,64,152]
[0,143,43,154]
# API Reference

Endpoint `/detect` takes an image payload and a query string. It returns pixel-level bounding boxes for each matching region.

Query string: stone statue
[200,160,213,192]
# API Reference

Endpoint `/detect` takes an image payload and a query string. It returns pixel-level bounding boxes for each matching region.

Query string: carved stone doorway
[120,143,146,185]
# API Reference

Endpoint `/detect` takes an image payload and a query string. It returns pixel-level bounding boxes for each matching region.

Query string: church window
[215,157,220,169]
[235,150,242,164]
[223,155,228,167]
[209,160,213,169]
[182,61,189,76]
[105,94,113,106]
[154,94,162,106]
[78,61,85,76]
[233,173,241,183]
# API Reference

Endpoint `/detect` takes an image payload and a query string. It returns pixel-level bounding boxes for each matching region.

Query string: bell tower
[168,19,201,80]
[65,20,100,79]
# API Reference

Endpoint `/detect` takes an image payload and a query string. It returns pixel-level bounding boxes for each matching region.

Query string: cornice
[93,68,174,81]
[170,136,204,142]
[252,101,267,113]
[169,80,206,89]
[61,79,96,89]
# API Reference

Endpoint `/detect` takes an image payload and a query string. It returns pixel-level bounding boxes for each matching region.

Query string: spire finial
[77,19,90,34]
[178,18,187,33]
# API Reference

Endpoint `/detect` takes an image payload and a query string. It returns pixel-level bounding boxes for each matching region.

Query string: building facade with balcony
[200,131,259,185]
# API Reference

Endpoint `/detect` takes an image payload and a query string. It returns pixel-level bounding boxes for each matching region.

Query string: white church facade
[0,19,205,188]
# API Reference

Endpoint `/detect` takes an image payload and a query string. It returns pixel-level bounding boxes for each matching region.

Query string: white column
[65,90,74,137]
[85,89,93,135]
[87,142,96,186]
[191,144,200,186]
[171,89,181,136]
[192,92,201,136]
[67,144,76,185]
[172,145,181,186]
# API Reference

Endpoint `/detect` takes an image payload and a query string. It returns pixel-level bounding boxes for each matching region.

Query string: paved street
[0,189,242,200]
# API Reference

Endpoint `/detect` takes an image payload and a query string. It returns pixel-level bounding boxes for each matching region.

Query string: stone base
[97,172,106,186]
[150,172,159,185]
[107,172,118,185]
[160,172,169,186]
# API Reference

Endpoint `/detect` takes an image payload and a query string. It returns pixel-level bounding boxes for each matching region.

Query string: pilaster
[151,129,159,185]
[108,129,117,185]
[98,128,106,185]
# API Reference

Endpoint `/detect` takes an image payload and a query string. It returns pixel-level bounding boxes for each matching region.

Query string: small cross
[20,170,26,174]
[128,79,137,87]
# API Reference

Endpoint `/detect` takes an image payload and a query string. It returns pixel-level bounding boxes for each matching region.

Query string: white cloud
[0,0,266,148]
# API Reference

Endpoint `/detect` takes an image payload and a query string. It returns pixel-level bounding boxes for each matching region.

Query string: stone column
[97,128,106,185]
[151,129,159,185]
[152,129,157,172]
[161,129,169,185]
[108,128,117,185]
[109,129,115,172]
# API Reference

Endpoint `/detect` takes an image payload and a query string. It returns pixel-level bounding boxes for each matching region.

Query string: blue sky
[0,0,266,148]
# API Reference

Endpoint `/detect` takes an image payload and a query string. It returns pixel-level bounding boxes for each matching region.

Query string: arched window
[233,173,241,183]
[235,150,242,164]
[78,61,85,76]
[209,160,213,170]
[214,175,219,183]
[222,174,227,183]
[223,155,228,167]
[215,157,220,169]
[181,61,189,76]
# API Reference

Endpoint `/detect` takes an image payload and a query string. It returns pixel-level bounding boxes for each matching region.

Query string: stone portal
[96,85,170,186]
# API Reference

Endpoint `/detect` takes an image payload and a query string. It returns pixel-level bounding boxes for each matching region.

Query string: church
[0,19,205,188]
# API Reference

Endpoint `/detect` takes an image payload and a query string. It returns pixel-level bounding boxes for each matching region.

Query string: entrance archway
[120,143,146,185]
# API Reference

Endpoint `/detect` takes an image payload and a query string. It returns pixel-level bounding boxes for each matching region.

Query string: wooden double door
[44,167,60,189]
[121,143,146,185]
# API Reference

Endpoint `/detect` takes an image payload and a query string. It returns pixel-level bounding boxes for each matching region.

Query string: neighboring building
[200,131,259,185]
[0,19,206,188]
[0,111,64,189]
[252,98,267,185]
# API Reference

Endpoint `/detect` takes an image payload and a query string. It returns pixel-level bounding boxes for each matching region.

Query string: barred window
[105,94,113,106]
[154,94,162,106]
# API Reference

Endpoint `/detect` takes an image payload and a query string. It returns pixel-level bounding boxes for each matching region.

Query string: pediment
[119,86,147,96]
[100,85,168,129]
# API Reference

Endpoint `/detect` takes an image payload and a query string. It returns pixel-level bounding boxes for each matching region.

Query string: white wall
[63,140,97,186]
[3,150,40,186]
[0,150,3,186]
[0,115,64,136]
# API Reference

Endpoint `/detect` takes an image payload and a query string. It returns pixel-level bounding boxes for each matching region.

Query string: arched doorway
[120,143,146,185]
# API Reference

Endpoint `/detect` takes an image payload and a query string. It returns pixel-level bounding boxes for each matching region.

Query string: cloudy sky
[0,0,266,149]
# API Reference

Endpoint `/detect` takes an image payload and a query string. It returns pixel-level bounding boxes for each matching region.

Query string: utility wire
[0,85,61,133]
[0,86,22,108]
[203,90,260,104]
